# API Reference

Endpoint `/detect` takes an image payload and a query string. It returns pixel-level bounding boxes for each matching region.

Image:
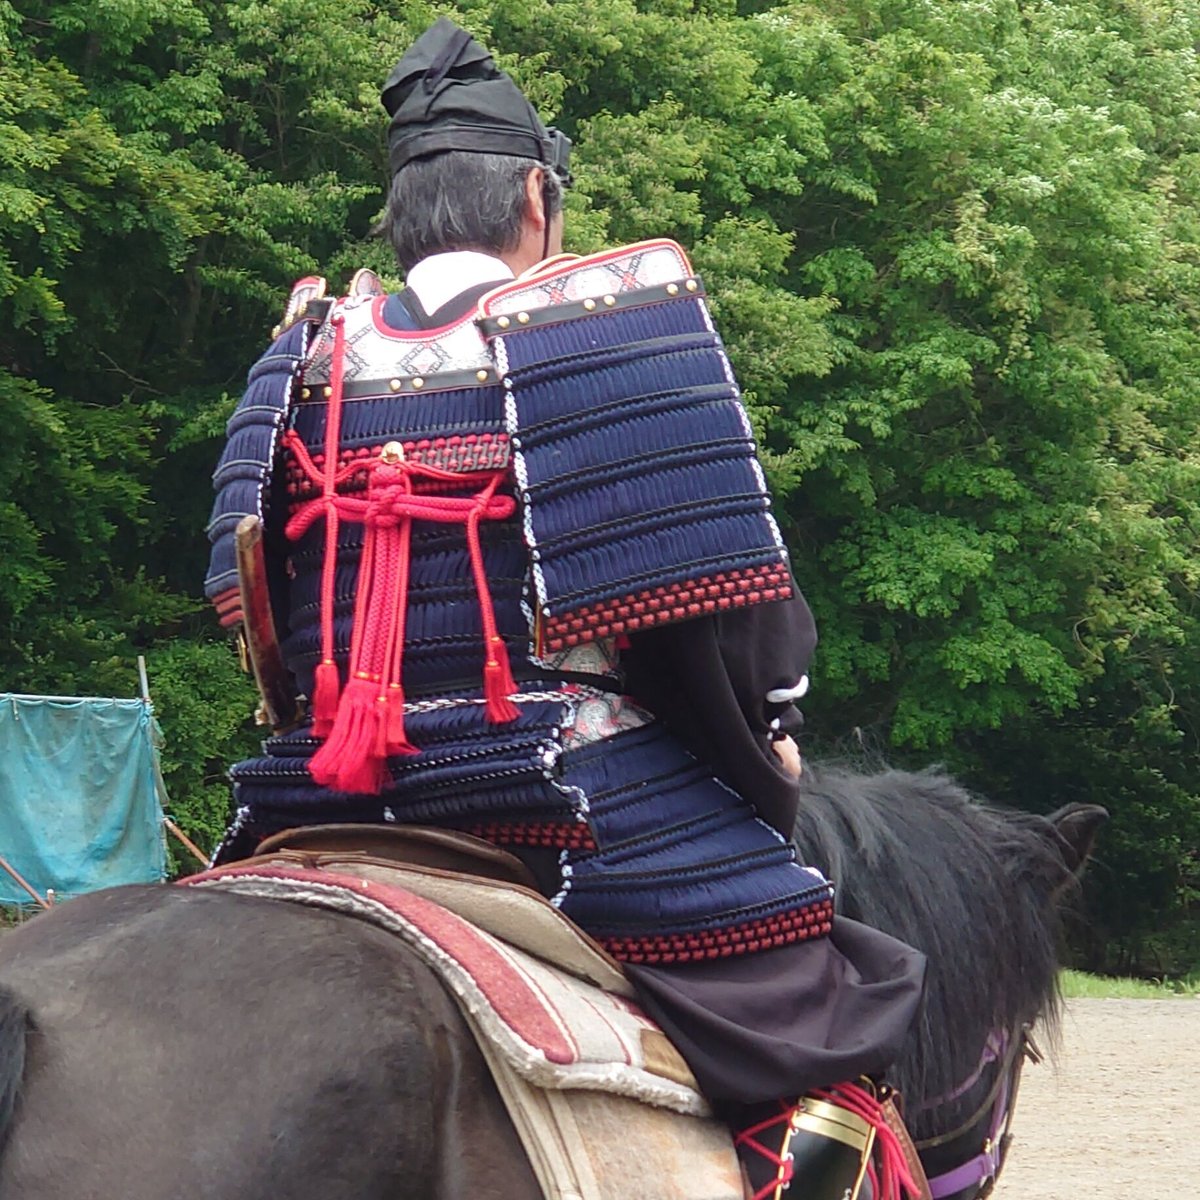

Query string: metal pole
[163,817,209,868]
[137,654,151,704]
[0,855,50,909]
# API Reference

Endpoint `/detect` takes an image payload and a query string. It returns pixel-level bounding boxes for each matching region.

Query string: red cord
[285,415,519,793]
[734,1084,922,1200]
[733,1101,796,1200]
[809,1082,922,1200]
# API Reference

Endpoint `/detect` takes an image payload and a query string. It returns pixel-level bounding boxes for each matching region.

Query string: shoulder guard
[478,239,793,654]
[205,269,395,624]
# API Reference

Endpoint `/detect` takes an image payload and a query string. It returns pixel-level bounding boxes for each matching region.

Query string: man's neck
[405,250,514,316]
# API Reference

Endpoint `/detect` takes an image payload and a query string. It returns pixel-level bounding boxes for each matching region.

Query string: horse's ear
[1047,803,1108,880]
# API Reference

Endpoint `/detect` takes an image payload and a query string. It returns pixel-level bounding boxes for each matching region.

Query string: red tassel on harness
[483,635,520,724]
[309,674,388,795]
[311,660,340,739]
[381,684,417,757]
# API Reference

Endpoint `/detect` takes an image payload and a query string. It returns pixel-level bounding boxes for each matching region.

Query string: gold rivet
[603,294,616,307]
[583,298,597,311]
[476,369,489,382]
[497,315,511,329]
[389,378,401,392]
[301,387,311,400]
[667,283,679,296]
[323,385,332,399]
[685,279,698,292]
[411,376,424,389]
[381,441,405,464]
[517,311,530,324]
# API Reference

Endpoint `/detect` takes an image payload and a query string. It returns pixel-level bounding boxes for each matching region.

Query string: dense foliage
[2,0,1197,971]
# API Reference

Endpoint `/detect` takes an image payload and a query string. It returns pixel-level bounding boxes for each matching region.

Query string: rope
[283,424,518,794]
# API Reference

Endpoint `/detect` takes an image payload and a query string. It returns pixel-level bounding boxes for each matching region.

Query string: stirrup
[734,1082,925,1200]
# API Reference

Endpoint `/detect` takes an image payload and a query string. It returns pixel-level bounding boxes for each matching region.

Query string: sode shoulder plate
[478,239,792,653]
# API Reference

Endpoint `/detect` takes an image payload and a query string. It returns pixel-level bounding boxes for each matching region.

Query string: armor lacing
[283,302,519,795]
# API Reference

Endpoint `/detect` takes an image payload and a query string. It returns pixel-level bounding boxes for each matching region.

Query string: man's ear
[523,166,547,231]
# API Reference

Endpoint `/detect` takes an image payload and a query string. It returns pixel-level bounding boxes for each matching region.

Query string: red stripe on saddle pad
[183,864,578,1064]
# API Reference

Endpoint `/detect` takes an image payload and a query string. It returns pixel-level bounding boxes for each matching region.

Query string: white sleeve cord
[765,675,809,706]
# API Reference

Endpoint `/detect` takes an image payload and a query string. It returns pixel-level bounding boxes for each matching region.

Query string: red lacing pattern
[285,433,510,502]
[598,898,833,965]
[541,566,793,651]
[211,586,243,628]
[461,820,597,851]
[734,1084,922,1200]
[283,303,519,795]
[734,1100,798,1200]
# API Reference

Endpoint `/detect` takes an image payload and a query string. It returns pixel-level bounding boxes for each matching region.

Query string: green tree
[1,0,1196,965]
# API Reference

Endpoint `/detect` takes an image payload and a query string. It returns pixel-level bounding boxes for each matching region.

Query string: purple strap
[915,1030,1005,1112]
[926,1041,1014,1199]
[927,1143,1001,1198]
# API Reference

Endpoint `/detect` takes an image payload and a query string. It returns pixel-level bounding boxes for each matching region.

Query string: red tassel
[309,674,387,795]
[381,685,418,756]
[311,660,340,738]
[483,636,520,724]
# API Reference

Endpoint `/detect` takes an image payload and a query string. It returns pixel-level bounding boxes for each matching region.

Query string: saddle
[187,824,931,1200]
[185,825,744,1200]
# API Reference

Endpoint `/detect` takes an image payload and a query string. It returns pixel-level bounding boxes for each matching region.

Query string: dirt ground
[994,997,1198,1197]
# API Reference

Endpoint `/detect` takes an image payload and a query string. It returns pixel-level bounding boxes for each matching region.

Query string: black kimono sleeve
[621,577,817,837]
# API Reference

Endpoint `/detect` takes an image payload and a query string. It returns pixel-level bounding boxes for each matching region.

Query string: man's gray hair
[382,151,564,272]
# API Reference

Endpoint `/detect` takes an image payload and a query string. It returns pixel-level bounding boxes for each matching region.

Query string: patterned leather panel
[480,239,694,318]
[302,294,491,387]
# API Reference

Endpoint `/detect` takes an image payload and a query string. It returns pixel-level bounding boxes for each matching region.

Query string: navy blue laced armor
[205,242,924,1103]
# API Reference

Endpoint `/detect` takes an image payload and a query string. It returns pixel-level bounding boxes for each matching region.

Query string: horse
[0,765,1104,1199]
[793,765,1106,1190]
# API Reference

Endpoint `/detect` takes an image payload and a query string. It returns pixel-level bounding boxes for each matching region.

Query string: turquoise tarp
[0,694,167,903]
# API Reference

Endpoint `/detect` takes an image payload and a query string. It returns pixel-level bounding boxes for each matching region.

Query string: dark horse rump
[0,767,1104,1200]
[0,885,539,1199]
[0,993,24,1154]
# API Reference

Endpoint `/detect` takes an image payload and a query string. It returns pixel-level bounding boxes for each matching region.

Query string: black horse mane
[792,764,1072,1138]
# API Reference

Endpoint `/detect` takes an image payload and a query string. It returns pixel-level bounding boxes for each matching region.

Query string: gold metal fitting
[497,315,511,329]
[476,369,490,382]
[666,283,679,296]
[381,441,405,464]
[389,378,402,392]
[583,298,597,311]
[517,311,530,324]
[300,387,311,400]
[323,385,333,399]
[603,294,616,307]
[685,279,698,292]
[411,376,425,390]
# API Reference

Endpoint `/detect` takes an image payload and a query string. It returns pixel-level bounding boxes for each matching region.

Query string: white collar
[405,251,514,316]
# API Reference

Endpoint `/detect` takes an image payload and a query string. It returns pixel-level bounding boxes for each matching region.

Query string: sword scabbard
[235,514,304,732]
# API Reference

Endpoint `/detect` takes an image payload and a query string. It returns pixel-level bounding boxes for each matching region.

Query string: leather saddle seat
[207,823,747,1200]
[254,822,541,887]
